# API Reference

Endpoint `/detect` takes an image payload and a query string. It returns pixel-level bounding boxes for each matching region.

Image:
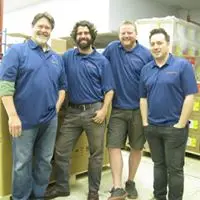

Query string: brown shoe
[87,191,99,200]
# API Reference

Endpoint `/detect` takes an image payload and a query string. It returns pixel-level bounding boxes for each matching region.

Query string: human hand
[8,115,22,137]
[173,123,185,129]
[92,108,107,124]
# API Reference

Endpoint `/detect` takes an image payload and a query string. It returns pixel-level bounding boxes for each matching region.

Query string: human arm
[1,95,22,137]
[174,60,198,128]
[56,90,66,113]
[174,94,194,128]
[92,90,114,124]
[0,47,21,137]
[140,98,149,126]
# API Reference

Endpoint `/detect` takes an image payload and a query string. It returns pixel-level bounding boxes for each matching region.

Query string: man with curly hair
[46,20,115,200]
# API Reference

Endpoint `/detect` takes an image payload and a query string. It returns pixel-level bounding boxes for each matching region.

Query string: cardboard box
[0,141,12,197]
[0,101,10,142]
[189,113,200,134]
[186,133,200,154]
[51,38,74,54]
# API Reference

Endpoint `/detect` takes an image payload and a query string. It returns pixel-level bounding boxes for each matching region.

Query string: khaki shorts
[107,108,145,150]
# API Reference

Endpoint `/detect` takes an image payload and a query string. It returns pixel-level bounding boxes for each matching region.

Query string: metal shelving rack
[0,29,7,61]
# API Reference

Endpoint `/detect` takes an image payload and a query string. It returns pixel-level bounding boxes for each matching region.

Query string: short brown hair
[119,20,137,33]
[70,20,97,45]
[32,12,55,29]
[149,28,170,42]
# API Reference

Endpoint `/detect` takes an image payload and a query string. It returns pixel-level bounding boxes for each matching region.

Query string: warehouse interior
[0,0,200,200]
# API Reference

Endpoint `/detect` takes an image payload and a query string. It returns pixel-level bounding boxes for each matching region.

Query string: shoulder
[105,40,120,50]
[141,61,154,74]
[172,56,192,70]
[137,43,151,54]
[63,48,76,58]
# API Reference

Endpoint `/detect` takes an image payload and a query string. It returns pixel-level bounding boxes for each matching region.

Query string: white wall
[108,0,177,31]
[3,0,110,38]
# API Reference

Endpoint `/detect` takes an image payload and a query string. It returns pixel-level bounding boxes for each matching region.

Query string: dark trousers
[144,125,188,200]
[53,102,106,193]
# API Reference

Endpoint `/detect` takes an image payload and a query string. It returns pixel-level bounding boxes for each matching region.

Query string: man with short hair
[0,12,67,200]
[46,20,115,200]
[103,21,153,200]
[140,28,197,200]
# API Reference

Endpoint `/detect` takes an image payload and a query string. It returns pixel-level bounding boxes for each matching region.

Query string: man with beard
[103,21,153,200]
[0,12,67,200]
[46,20,115,200]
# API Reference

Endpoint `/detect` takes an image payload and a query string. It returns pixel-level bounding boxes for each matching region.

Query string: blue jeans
[144,125,188,200]
[12,117,57,200]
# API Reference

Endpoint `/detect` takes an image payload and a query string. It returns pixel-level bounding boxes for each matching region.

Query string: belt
[69,102,99,111]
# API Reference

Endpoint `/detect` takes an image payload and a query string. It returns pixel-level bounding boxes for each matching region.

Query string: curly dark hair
[32,12,55,29]
[149,28,170,42]
[70,20,97,44]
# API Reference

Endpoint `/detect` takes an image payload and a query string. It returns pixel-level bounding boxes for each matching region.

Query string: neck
[31,37,48,52]
[78,46,93,55]
[155,53,170,67]
[123,41,137,51]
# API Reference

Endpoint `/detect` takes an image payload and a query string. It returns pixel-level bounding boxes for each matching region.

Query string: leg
[83,102,106,193]
[32,117,58,198]
[127,109,144,180]
[163,126,188,200]
[107,108,128,200]
[107,109,128,189]
[125,109,144,199]
[54,108,82,192]
[145,125,167,200]
[12,128,38,200]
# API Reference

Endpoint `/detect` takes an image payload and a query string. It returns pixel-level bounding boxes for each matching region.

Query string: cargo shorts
[107,108,145,150]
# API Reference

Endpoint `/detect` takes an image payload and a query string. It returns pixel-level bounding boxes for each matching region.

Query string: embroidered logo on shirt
[51,55,59,65]
[166,71,177,75]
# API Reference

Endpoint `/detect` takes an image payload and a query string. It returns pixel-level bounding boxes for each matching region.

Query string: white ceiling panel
[155,0,200,10]
[4,0,200,13]
[4,0,50,13]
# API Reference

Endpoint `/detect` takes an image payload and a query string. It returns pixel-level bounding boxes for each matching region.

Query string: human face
[76,26,92,50]
[119,24,137,50]
[150,33,169,61]
[32,17,52,46]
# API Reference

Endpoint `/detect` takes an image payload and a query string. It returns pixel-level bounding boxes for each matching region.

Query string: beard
[76,38,93,50]
[34,34,49,46]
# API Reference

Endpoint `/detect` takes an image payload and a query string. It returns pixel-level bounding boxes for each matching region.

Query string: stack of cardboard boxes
[0,101,12,197]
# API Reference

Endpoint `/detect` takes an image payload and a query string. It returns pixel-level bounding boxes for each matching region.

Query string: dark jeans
[54,102,105,193]
[12,117,58,200]
[144,125,188,200]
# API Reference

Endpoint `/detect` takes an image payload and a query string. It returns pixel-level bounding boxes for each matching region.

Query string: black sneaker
[125,180,138,199]
[45,185,70,199]
[108,188,127,200]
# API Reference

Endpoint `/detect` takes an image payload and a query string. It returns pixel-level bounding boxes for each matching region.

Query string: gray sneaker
[125,180,138,199]
[108,188,127,200]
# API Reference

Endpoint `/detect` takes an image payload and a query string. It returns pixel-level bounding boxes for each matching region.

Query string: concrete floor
[1,150,200,200]
[53,150,200,200]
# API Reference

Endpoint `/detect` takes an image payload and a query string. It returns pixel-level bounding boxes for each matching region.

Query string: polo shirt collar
[74,47,97,56]
[152,53,174,69]
[118,40,139,52]
[28,39,51,52]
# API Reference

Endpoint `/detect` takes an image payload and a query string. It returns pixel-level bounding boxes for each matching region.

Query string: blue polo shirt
[0,40,68,129]
[103,41,152,109]
[140,54,198,125]
[63,48,115,104]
